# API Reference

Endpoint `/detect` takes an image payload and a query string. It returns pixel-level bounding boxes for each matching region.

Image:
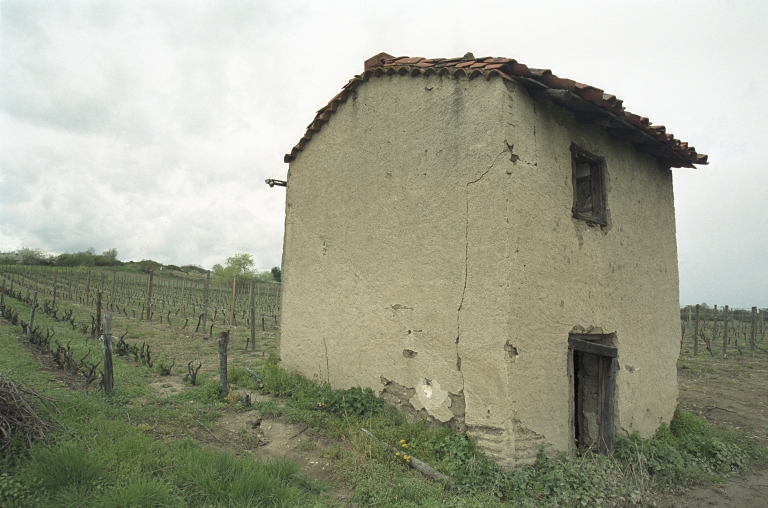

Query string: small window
[571,145,606,225]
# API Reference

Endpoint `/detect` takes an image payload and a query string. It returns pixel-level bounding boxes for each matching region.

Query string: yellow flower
[395,452,400,456]
[399,439,406,444]
[401,443,408,448]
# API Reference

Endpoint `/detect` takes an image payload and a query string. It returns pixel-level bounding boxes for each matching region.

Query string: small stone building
[277,53,707,467]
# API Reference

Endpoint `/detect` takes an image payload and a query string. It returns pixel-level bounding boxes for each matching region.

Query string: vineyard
[679,304,766,357]
[1,263,766,506]
[0,264,280,348]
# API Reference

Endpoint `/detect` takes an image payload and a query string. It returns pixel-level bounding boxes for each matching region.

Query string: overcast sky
[1,1,766,307]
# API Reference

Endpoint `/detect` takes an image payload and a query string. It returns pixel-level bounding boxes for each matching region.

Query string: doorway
[568,334,617,454]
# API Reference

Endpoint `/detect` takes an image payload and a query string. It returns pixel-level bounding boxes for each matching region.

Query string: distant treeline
[0,248,206,275]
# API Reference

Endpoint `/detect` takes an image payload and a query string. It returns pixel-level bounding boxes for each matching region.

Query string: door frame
[568,335,617,455]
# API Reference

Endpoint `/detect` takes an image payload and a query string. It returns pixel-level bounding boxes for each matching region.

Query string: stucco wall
[280,73,680,467]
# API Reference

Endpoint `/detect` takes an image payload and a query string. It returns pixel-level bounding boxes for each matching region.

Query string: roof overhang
[285,53,707,169]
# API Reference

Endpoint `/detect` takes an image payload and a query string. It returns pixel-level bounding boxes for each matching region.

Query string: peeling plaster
[409,378,455,422]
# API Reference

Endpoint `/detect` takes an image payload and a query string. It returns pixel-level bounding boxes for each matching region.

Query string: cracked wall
[280,72,680,468]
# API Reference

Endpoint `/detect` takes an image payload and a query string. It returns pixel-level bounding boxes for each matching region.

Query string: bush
[614,407,762,484]
[56,252,95,267]
[324,386,384,418]
[180,264,206,274]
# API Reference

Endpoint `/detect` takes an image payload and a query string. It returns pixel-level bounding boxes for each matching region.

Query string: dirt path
[657,467,768,507]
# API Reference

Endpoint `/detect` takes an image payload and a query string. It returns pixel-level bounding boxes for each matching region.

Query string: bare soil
[656,348,768,507]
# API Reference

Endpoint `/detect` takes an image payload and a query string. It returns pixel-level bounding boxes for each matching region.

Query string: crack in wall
[455,149,509,397]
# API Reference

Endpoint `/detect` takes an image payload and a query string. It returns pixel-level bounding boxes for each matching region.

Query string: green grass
[254,353,766,507]
[0,300,327,508]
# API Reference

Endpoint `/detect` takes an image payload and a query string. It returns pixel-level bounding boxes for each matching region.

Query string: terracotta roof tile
[285,53,707,167]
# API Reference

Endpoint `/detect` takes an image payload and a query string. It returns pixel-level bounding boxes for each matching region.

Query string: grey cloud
[1,0,766,305]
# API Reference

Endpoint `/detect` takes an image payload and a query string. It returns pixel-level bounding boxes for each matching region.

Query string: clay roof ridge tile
[285,53,707,166]
[485,69,515,82]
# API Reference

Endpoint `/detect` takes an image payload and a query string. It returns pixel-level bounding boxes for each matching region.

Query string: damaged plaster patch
[409,378,454,422]
[570,325,606,336]
[503,340,518,359]
[504,140,520,163]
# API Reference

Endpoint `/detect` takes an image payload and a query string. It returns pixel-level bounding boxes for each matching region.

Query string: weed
[96,477,185,508]
[0,472,43,506]
[201,379,223,403]
[615,406,763,485]
[253,400,280,416]
[173,449,317,506]
[23,441,104,492]
[225,388,240,405]
[227,365,260,389]
[298,440,317,452]
[156,354,175,376]
[258,354,383,418]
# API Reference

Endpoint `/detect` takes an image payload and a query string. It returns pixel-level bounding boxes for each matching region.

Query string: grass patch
[255,354,766,507]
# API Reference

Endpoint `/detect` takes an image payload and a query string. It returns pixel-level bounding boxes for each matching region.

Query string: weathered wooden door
[568,336,617,455]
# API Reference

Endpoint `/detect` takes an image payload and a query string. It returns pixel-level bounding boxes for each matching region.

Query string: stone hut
[276,53,707,468]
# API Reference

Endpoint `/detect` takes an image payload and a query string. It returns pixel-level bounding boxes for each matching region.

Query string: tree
[271,266,281,283]
[17,248,52,265]
[225,254,255,278]
[56,251,94,267]
[137,259,162,273]
[94,248,121,266]
[212,254,257,283]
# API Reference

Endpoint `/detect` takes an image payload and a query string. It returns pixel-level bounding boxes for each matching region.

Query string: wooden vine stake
[52,270,57,310]
[218,331,229,397]
[96,291,102,339]
[229,275,237,327]
[693,304,700,356]
[180,277,186,317]
[722,305,729,358]
[110,270,117,307]
[101,314,114,393]
[249,279,256,352]
[202,271,210,336]
[145,270,154,321]
[750,306,757,353]
[27,291,37,342]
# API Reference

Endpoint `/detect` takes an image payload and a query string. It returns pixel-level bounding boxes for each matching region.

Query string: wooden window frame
[570,144,607,226]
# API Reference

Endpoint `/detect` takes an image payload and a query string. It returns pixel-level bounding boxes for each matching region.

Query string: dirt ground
[655,348,768,507]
